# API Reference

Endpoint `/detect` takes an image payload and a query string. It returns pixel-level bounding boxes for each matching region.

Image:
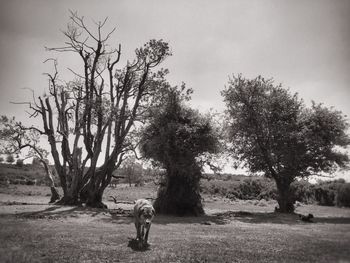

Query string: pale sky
[0,0,349,178]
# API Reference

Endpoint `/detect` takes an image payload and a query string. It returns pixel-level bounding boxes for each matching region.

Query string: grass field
[0,184,350,263]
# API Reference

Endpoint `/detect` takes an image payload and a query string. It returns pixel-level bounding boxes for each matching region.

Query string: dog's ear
[152,207,156,216]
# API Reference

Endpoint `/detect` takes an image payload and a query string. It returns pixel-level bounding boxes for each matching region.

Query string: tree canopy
[140,86,219,215]
[222,74,350,212]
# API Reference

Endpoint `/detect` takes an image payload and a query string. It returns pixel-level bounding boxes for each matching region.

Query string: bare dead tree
[19,11,171,207]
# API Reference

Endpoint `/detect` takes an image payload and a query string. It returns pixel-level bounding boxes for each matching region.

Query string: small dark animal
[299,213,314,222]
[134,199,155,248]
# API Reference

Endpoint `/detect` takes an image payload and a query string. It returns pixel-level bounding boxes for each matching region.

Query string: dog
[134,199,155,247]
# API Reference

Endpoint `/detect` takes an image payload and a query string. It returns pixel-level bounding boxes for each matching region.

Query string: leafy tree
[222,75,350,212]
[13,11,171,207]
[140,87,219,215]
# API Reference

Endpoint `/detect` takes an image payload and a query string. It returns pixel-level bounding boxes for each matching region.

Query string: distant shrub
[0,156,4,163]
[32,157,42,166]
[290,180,314,204]
[25,179,37,185]
[201,174,349,207]
[313,180,345,206]
[16,159,24,167]
[201,176,278,201]
[257,180,277,200]
[239,179,263,200]
[336,183,350,207]
[314,186,335,206]
[6,154,14,163]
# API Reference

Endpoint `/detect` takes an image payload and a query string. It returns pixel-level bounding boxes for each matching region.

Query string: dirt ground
[0,184,350,263]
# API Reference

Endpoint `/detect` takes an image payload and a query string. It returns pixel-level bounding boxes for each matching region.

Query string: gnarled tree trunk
[154,164,204,216]
[79,163,116,208]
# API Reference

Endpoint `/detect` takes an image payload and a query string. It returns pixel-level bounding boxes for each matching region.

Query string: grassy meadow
[0,164,350,262]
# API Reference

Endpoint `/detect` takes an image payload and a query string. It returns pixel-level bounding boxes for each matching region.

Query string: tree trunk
[54,170,82,206]
[85,189,107,208]
[54,157,116,208]
[81,166,114,208]
[49,187,60,203]
[41,160,61,204]
[275,180,295,213]
[56,194,80,206]
[154,165,204,216]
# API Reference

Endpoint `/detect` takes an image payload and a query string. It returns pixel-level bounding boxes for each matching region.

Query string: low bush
[16,159,24,167]
[201,176,277,201]
[290,180,314,204]
[313,179,344,206]
[201,174,348,207]
[6,154,14,163]
[336,183,350,207]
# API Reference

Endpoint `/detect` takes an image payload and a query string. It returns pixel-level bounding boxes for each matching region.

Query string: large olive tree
[140,86,219,215]
[222,75,350,213]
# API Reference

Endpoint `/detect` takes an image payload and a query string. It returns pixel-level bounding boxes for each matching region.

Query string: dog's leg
[144,224,151,246]
[141,224,145,241]
[135,222,141,241]
[138,224,145,248]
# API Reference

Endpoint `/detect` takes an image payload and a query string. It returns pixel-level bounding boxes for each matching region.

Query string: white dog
[134,199,155,247]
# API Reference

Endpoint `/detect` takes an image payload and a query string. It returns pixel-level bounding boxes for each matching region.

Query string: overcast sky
[0,0,349,177]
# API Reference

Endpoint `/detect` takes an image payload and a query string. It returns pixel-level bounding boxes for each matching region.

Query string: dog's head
[139,205,155,227]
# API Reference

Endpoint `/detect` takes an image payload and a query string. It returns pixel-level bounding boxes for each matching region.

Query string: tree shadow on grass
[12,205,227,225]
[151,214,227,225]
[11,205,350,226]
[213,211,350,225]
[105,210,228,225]
[14,205,113,220]
[312,217,350,224]
[11,204,135,224]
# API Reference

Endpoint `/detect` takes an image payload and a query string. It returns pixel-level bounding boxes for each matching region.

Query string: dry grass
[0,184,350,262]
